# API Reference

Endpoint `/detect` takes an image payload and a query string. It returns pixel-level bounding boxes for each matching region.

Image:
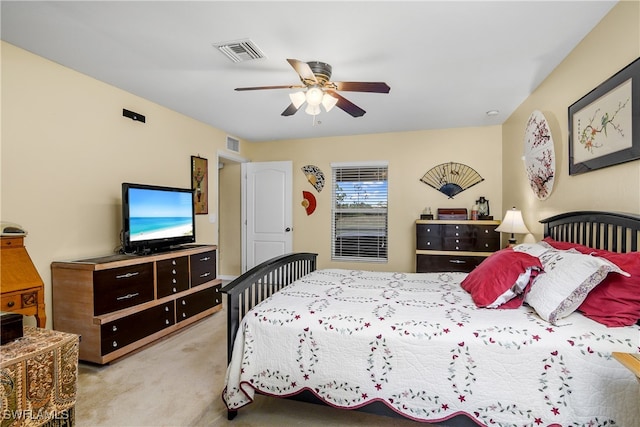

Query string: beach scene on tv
[129,188,194,242]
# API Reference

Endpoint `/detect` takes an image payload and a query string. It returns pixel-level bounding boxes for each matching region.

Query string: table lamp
[495,207,530,246]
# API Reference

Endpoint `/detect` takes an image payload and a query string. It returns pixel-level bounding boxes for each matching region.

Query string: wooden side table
[612,352,640,382]
[0,235,46,327]
[0,326,79,426]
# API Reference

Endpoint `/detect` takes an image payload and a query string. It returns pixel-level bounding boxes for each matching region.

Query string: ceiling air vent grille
[226,136,240,152]
[214,39,266,63]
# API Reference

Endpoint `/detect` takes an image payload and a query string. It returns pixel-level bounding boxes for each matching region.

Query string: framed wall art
[569,57,640,175]
[523,110,555,200]
[191,155,208,214]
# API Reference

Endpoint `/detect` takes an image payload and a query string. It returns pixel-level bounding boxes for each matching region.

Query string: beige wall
[1,41,246,327]
[2,1,638,327]
[502,1,640,239]
[218,161,242,276]
[245,127,502,271]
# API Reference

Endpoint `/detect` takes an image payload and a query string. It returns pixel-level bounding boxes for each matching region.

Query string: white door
[242,161,293,271]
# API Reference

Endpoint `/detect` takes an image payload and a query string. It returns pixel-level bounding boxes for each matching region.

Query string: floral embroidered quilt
[223,269,640,426]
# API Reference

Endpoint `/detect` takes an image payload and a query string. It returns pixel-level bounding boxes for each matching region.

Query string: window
[331,162,388,262]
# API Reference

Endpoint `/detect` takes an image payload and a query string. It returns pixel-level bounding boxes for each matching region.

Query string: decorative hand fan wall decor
[420,162,484,198]
[301,165,325,192]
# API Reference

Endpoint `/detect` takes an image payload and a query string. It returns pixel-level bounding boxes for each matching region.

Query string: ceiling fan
[235,59,390,118]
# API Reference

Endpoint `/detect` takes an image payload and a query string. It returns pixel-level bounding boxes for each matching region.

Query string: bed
[221,211,640,426]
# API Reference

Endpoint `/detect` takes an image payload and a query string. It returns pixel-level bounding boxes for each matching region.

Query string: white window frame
[331,161,389,263]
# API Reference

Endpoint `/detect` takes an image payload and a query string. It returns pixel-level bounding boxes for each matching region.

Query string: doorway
[217,151,246,281]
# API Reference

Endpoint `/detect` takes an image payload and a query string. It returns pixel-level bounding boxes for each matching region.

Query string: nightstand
[0,235,46,327]
[612,352,640,382]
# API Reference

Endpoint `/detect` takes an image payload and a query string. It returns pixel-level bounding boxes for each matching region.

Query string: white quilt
[223,269,640,426]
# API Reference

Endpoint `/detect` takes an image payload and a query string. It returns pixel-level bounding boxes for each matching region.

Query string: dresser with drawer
[416,220,501,273]
[51,245,221,364]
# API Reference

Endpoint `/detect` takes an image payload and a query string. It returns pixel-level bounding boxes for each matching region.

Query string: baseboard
[218,274,237,283]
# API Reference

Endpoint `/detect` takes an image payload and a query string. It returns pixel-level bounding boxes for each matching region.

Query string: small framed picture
[191,156,208,214]
[569,57,640,175]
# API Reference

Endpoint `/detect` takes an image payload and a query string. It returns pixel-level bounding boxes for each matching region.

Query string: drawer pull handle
[165,306,170,312]
[449,259,466,264]
[172,287,177,292]
[112,325,118,332]
[172,269,176,274]
[112,341,118,348]
[116,272,139,279]
[116,292,139,301]
[166,319,170,325]
[7,301,15,307]
[200,256,211,262]
[172,278,177,284]
[182,313,187,318]
[172,260,177,265]
[200,272,211,278]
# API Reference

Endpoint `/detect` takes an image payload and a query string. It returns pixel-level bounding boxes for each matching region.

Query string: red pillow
[544,237,640,326]
[461,248,543,309]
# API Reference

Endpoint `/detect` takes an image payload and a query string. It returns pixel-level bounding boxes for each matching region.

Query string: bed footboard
[221,252,318,363]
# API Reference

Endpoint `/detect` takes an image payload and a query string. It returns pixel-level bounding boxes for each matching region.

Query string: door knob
[285,227,292,232]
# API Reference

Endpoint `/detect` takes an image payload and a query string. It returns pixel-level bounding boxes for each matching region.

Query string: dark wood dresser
[415,219,501,272]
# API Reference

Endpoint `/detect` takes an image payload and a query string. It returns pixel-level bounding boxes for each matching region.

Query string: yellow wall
[245,127,502,271]
[502,1,640,238]
[2,1,638,327]
[218,161,242,276]
[1,41,245,326]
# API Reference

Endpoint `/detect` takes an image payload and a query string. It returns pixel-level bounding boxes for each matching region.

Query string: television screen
[122,183,196,254]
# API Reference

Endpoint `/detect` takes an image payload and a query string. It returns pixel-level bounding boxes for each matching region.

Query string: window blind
[331,163,388,262]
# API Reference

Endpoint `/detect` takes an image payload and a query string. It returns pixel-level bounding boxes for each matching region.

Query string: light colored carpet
[75,304,443,426]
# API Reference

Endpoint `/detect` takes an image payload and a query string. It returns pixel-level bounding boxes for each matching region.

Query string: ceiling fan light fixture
[305,87,324,106]
[321,93,338,112]
[305,104,321,116]
[289,91,306,109]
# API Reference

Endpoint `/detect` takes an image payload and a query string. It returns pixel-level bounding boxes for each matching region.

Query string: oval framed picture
[523,110,555,200]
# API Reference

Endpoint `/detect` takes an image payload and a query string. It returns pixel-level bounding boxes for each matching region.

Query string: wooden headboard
[541,211,640,253]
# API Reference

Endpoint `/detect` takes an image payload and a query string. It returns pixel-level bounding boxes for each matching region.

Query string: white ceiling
[1,1,617,142]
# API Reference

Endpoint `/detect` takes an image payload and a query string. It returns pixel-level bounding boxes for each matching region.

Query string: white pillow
[515,242,629,324]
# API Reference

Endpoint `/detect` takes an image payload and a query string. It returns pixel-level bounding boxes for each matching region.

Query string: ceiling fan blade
[331,82,391,93]
[281,103,301,116]
[235,84,305,91]
[326,90,366,117]
[286,59,318,85]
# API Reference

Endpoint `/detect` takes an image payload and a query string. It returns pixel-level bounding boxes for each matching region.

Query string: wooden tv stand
[51,245,221,364]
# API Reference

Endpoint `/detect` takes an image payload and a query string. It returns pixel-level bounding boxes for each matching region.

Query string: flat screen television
[122,182,196,254]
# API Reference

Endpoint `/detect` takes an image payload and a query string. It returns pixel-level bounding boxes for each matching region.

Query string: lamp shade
[304,104,321,116]
[305,87,324,106]
[289,91,306,109]
[495,207,530,235]
[321,93,338,112]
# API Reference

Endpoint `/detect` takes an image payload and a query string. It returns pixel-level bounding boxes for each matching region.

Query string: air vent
[226,136,240,152]
[214,39,266,63]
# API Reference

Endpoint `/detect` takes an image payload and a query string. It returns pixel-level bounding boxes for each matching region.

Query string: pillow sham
[543,237,640,327]
[460,248,542,309]
[515,242,630,324]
